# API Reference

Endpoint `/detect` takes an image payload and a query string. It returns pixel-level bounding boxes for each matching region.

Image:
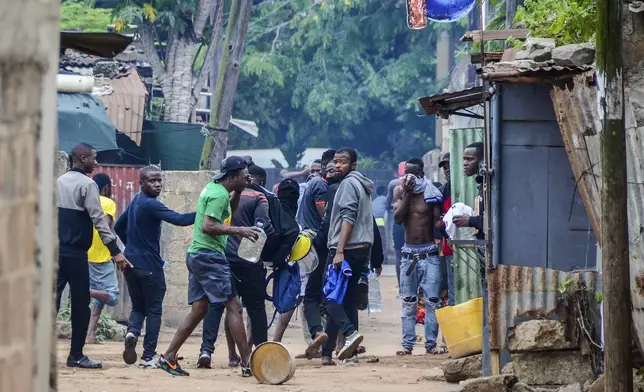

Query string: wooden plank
[460,28,530,43]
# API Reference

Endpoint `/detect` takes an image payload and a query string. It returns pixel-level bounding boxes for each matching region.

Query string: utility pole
[200,0,253,170]
[597,0,632,390]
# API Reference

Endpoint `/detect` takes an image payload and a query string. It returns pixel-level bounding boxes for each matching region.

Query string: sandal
[426,346,448,355]
[240,363,252,377]
[355,346,366,355]
[396,349,413,356]
[321,356,337,366]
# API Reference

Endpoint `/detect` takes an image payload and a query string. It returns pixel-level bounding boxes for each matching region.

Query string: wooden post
[200,0,253,170]
[597,0,632,390]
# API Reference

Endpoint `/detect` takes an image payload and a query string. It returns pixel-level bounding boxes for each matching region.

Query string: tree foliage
[229,0,463,167]
[514,0,596,45]
[61,0,113,32]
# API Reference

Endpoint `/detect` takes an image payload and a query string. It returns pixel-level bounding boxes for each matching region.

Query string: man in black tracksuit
[198,164,276,368]
[57,143,130,369]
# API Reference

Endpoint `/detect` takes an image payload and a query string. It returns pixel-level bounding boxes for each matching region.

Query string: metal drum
[250,341,296,385]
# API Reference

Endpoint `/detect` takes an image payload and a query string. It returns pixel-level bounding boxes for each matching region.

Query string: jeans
[322,247,370,357]
[124,268,166,359]
[231,262,268,346]
[303,243,327,339]
[400,243,441,351]
[446,255,455,306]
[56,255,91,358]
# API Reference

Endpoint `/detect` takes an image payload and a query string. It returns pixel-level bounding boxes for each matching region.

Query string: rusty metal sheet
[488,264,599,349]
[93,164,141,216]
[96,69,147,145]
[551,71,644,355]
[418,87,485,119]
[480,63,593,83]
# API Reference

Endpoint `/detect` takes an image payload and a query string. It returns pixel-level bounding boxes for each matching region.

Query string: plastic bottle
[237,218,267,263]
[367,271,383,313]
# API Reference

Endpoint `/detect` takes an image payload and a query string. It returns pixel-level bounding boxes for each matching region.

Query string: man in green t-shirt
[159,156,260,377]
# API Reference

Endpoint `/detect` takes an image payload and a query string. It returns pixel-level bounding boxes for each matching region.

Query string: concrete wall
[158,171,213,328]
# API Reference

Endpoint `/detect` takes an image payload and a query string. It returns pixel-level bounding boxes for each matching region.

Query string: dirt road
[57,276,459,392]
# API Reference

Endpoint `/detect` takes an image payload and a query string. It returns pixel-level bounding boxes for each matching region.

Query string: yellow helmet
[290,235,312,262]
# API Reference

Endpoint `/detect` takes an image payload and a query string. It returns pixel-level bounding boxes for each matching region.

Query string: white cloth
[443,202,475,240]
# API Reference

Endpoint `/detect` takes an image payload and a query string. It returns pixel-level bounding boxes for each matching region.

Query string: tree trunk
[200,0,253,170]
[0,1,59,392]
[161,37,196,122]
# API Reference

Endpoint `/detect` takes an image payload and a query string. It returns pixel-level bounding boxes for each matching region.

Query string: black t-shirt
[296,176,328,232]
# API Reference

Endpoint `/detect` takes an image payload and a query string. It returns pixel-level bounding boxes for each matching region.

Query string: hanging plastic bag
[367,272,382,313]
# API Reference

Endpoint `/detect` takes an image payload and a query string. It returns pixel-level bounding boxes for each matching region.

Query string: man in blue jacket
[115,165,196,368]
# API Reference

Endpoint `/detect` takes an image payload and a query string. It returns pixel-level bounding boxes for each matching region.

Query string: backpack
[265,262,301,327]
[250,183,299,266]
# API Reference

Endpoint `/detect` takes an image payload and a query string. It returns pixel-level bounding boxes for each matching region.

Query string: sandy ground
[57,276,460,392]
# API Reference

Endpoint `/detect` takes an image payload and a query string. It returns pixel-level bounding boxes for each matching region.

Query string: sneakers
[123,332,138,365]
[343,355,360,365]
[305,332,328,359]
[337,331,364,360]
[159,355,190,377]
[197,351,212,369]
[356,275,369,311]
[139,356,159,369]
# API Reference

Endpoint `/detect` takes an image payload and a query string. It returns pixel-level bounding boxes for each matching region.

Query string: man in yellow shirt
[86,173,121,344]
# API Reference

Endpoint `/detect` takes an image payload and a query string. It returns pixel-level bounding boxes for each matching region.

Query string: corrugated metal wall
[449,127,484,303]
[92,164,141,321]
[93,164,142,216]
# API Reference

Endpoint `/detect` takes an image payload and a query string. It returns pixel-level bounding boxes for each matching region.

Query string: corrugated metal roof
[449,126,485,303]
[550,71,644,355]
[479,61,593,83]
[488,264,599,350]
[418,87,486,119]
[96,69,148,145]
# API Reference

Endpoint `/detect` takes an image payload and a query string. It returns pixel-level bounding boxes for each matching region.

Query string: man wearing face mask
[393,157,444,356]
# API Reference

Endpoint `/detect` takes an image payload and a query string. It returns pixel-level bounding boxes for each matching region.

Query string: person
[86,173,121,344]
[270,178,306,343]
[297,159,323,215]
[115,165,196,368]
[321,148,374,365]
[393,157,445,356]
[199,164,276,369]
[453,143,484,237]
[372,185,387,261]
[56,143,130,369]
[299,151,335,358]
[158,156,260,377]
[435,152,455,305]
[386,162,406,286]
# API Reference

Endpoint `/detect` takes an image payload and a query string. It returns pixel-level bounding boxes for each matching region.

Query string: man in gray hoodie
[321,147,374,365]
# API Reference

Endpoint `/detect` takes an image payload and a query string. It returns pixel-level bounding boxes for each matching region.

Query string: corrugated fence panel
[449,127,484,303]
[488,264,599,349]
[91,164,141,321]
[94,164,142,216]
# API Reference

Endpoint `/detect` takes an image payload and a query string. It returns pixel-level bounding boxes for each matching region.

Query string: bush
[58,299,123,342]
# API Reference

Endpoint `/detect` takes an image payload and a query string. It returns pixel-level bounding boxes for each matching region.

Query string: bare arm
[316,203,326,218]
[202,215,259,240]
[393,186,411,225]
[432,203,442,228]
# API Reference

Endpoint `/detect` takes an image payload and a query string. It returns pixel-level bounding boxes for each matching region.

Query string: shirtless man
[393,157,445,356]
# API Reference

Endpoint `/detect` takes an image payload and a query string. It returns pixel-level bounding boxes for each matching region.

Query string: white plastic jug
[367,272,382,313]
[238,219,267,263]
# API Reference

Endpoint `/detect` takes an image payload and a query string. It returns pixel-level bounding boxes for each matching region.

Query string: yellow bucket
[250,341,296,385]
[435,297,483,358]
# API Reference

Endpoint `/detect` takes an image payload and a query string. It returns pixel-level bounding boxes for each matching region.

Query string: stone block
[511,351,594,386]
[441,354,482,383]
[460,375,518,392]
[515,38,556,62]
[513,382,536,392]
[552,44,595,67]
[557,383,582,392]
[508,320,575,352]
